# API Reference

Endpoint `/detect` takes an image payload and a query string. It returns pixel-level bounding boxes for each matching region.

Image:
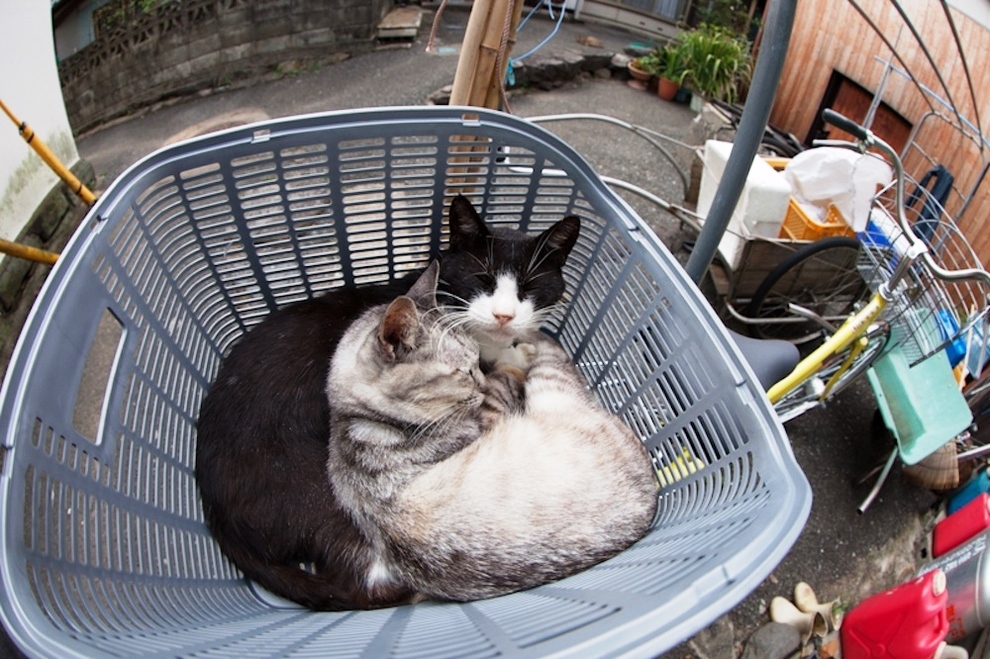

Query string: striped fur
[327,264,658,602]
[196,197,588,610]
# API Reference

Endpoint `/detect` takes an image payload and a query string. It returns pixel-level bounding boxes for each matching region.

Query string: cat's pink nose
[493,313,514,327]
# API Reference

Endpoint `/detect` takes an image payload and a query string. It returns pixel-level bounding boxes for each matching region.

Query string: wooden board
[377,6,423,40]
[768,0,990,267]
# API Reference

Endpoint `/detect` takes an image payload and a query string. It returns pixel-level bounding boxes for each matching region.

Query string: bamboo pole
[485,0,525,109]
[1,98,96,206]
[449,0,494,106]
[468,0,511,108]
[449,0,521,110]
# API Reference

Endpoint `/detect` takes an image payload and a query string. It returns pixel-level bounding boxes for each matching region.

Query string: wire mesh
[858,177,990,365]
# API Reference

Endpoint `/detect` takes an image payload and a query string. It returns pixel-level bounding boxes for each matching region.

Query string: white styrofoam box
[711,218,751,270]
[698,140,792,242]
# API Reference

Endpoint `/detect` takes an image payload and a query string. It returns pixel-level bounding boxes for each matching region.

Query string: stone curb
[427,47,634,104]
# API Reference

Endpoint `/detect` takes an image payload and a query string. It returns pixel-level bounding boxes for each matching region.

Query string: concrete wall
[0,0,80,250]
[58,0,392,134]
[54,0,103,61]
[579,1,680,40]
[947,0,990,28]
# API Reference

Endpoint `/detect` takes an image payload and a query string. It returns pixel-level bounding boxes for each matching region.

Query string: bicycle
[530,109,990,510]
[765,111,987,393]
[763,110,990,508]
[524,111,904,415]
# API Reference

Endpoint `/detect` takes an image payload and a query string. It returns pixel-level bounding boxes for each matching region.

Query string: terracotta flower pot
[657,76,679,101]
[627,61,652,83]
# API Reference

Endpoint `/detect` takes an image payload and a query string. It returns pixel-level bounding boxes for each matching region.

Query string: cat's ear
[406,260,439,309]
[378,297,420,361]
[448,195,489,251]
[538,216,580,261]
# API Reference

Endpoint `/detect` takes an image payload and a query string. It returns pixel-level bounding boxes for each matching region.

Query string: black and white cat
[439,195,580,364]
[195,196,582,610]
[326,262,658,601]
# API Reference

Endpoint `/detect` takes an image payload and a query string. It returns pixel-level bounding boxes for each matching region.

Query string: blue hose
[507,0,568,85]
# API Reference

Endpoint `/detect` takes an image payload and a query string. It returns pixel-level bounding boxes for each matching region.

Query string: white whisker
[466,252,488,272]
[525,244,558,279]
[437,290,472,307]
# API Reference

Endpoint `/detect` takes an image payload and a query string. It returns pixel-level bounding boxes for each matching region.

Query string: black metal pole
[685,0,798,283]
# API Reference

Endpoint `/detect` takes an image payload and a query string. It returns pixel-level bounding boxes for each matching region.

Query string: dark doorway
[807,70,913,153]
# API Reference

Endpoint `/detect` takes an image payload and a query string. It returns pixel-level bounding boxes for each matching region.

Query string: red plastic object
[841,570,949,659]
[934,493,990,558]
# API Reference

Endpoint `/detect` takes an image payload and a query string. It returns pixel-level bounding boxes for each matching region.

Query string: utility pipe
[0,98,81,264]
[685,0,797,283]
[0,239,58,265]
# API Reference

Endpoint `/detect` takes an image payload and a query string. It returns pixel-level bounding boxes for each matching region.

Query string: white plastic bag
[784,148,892,231]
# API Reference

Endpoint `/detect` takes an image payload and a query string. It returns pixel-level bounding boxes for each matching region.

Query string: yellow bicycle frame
[767,293,889,404]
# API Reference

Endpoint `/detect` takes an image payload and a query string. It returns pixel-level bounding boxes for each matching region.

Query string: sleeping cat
[439,195,580,364]
[195,196,580,610]
[326,262,658,601]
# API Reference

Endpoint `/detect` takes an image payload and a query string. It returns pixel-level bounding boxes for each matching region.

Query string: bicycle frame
[766,235,933,406]
[767,293,888,403]
[766,111,941,407]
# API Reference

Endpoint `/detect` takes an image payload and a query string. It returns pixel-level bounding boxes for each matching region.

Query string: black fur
[195,196,580,610]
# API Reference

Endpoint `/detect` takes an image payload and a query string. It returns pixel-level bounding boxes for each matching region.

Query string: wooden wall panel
[768,0,990,265]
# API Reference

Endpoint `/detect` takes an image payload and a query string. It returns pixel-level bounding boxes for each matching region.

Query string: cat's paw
[493,341,536,378]
[531,335,567,359]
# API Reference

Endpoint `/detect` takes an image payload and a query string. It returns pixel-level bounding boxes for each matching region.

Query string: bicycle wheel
[773,322,890,423]
[745,237,869,344]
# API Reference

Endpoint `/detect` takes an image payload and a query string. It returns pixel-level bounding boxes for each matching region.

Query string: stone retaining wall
[0,160,96,376]
[58,0,391,134]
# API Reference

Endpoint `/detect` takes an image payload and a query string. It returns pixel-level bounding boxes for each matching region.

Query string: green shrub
[633,48,666,77]
[677,24,752,103]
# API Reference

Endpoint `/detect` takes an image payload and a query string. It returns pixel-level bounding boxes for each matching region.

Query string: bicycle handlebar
[820,110,990,291]
[821,109,870,142]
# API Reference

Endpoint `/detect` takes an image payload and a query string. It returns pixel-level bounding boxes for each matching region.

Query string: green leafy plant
[694,0,759,37]
[677,23,752,103]
[632,48,667,78]
[660,42,687,83]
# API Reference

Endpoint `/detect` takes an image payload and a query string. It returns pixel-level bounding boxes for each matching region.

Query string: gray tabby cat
[327,262,658,601]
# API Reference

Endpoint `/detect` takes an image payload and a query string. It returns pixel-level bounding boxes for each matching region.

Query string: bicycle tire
[745,236,869,345]
[773,321,890,423]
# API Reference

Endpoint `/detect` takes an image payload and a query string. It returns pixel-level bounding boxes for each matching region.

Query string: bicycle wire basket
[0,107,810,658]
[857,177,990,368]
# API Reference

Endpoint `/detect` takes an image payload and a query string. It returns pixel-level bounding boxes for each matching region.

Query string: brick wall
[58,0,391,134]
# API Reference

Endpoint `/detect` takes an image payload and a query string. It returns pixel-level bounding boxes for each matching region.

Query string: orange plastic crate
[779,199,854,240]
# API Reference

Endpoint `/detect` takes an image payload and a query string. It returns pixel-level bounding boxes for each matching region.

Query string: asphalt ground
[3,6,944,657]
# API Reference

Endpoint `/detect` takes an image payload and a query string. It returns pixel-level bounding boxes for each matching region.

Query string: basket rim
[0,105,811,659]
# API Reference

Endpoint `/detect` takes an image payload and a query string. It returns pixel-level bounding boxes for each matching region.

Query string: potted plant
[628,48,664,90]
[657,42,686,101]
[677,24,752,111]
[627,56,653,84]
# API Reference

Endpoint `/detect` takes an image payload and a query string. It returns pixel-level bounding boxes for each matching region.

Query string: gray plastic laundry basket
[0,106,810,658]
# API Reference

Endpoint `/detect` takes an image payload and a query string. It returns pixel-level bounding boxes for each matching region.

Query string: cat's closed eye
[520,278,540,295]
[455,366,483,386]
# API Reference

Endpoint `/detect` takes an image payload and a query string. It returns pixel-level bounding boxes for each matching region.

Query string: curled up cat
[327,262,659,601]
[196,195,651,610]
